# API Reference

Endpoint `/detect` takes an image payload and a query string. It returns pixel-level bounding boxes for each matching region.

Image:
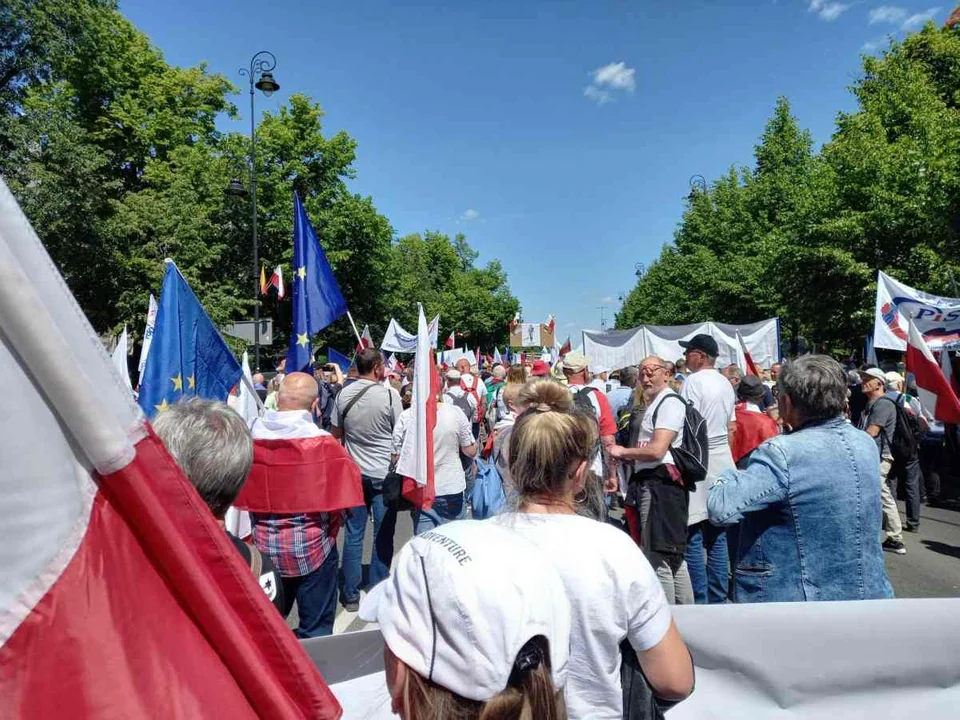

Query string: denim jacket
[708,417,894,603]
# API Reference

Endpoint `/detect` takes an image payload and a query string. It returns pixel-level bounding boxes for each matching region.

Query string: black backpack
[650,394,709,492]
[876,394,920,462]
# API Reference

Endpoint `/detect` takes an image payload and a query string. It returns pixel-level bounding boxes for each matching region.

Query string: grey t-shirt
[861,397,896,460]
[331,379,402,479]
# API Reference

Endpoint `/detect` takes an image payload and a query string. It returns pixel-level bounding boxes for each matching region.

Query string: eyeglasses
[640,365,666,376]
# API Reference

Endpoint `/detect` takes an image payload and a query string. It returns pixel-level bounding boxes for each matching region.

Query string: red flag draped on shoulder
[0,179,340,719]
[399,304,438,510]
[736,329,760,377]
[235,435,363,513]
[907,316,960,423]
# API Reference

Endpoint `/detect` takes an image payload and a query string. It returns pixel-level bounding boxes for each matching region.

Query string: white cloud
[459,208,480,222]
[862,38,884,51]
[808,0,851,21]
[584,61,636,105]
[601,296,616,304]
[901,7,941,30]
[868,5,907,24]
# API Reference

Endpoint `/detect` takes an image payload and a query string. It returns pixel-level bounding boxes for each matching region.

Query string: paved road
[289,499,960,635]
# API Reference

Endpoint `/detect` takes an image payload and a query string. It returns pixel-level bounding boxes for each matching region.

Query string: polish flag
[940,348,960,397]
[736,329,760,377]
[559,336,571,357]
[445,330,456,349]
[907,317,960,423]
[0,180,340,718]
[356,324,373,352]
[546,314,555,334]
[268,265,285,299]
[398,304,438,510]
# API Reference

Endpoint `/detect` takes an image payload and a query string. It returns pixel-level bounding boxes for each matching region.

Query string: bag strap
[651,392,685,429]
[246,542,263,578]
[337,382,378,443]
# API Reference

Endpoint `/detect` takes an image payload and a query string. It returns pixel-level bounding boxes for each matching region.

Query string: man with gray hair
[153,399,285,614]
[243,371,363,636]
[707,356,894,602]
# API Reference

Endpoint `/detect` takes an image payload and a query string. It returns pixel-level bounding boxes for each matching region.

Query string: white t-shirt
[392,404,475,497]
[495,513,671,720]
[635,387,684,471]
[680,367,735,447]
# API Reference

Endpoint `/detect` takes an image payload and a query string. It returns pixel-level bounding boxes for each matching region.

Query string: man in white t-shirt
[679,334,736,605]
[610,356,693,604]
[393,399,477,535]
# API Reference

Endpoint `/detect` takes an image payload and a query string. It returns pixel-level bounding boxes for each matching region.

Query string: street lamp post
[237,51,280,371]
[688,174,707,201]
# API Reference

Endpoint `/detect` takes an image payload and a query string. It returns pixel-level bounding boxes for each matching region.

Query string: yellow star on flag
[170,374,183,391]
[297,266,306,280]
[296,332,309,347]
[155,398,170,412]
[187,375,195,390]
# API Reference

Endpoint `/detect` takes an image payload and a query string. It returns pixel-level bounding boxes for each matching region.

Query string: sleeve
[329,389,343,428]
[707,440,790,526]
[654,396,684,432]
[763,386,775,410]
[594,390,617,436]
[457,409,475,447]
[392,413,407,455]
[623,545,673,652]
[390,388,403,424]
[679,375,696,404]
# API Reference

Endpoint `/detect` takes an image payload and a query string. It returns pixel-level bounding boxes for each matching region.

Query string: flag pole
[346,310,364,347]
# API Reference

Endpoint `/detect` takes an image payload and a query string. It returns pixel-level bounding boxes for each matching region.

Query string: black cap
[679,333,719,357]
[737,374,768,403]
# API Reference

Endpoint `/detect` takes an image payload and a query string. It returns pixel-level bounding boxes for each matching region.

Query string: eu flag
[327,347,352,373]
[287,192,348,372]
[138,262,242,418]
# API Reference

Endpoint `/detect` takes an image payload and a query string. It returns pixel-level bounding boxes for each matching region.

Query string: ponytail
[399,636,566,720]
[478,637,566,720]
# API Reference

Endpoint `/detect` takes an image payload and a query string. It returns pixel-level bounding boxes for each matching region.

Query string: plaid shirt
[250,512,342,577]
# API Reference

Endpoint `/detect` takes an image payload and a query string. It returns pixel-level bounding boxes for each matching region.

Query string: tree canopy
[617,21,960,355]
[0,0,521,363]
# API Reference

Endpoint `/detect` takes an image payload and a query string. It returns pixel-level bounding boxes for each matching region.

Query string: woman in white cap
[360,519,571,719]
[497,380,694,719]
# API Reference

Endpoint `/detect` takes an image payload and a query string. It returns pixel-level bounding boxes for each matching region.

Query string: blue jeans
[685,521,729,604]
[413,492,467,535]
[341,475,398,603]
[281,545,339,638]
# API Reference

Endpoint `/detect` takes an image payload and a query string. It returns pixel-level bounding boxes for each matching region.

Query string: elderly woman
[707,355,894,603]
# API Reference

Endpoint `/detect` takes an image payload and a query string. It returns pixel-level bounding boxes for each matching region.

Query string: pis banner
[873,271,960,351]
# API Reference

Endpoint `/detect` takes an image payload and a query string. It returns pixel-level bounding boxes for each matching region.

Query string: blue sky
[121,0,947,346]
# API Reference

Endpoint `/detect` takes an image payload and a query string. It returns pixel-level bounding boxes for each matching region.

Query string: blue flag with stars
[327,347,352,373]
[287,192,349,372]
[137,262,242,419]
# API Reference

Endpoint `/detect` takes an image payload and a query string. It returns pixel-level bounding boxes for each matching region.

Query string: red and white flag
[0,180,340,718]
[356,324,373,352]
[559,336,572,357]
[268,265,285,299]
[736,329,760,377]
[444,330,455,349]
[907,317,960,423]
[546,314,555,334]
[398,304,438,509]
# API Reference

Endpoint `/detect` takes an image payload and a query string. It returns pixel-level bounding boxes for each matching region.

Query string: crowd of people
[150,339,952,718]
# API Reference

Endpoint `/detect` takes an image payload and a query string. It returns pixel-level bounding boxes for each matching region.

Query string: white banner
[136,293,158,377]
[582,318,780,372]
[380,315,439,353]
[873,271,960,351]
[110,326,132,392]
[306,599,960,719]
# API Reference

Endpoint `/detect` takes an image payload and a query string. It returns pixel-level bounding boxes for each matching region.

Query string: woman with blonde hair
[360,520,570,719]
[496,380,694,719]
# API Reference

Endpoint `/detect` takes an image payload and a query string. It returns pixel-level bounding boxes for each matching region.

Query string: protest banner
[873,270,960,351]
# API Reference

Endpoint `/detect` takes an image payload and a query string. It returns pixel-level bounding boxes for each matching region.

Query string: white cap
[359,520,571,702]
[592,365,611,376]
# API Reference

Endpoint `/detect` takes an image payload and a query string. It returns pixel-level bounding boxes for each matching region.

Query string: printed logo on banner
[874,271,960,351]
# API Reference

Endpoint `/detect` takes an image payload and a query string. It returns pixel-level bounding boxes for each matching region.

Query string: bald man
[243,371,362,638]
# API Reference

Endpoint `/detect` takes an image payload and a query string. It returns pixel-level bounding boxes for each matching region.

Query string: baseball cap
[562,350,589,372]
[592,364,611,376]
[679,333,720,357]
[859,367,886,383]
[884,370,905,388]
[446,369,462,381]
[530,359,551,377]
[359,520,571,702]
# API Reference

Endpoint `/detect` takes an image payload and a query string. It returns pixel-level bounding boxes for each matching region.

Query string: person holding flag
[286,192,349,373]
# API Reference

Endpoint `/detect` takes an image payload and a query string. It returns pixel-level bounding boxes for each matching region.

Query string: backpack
[485,384,502,433]
[471,458,505,519]
[460,375,484,423]
[616,395,643,448]
[571,386,607,476]
[876,395,919,462]
[650,394,709,492]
